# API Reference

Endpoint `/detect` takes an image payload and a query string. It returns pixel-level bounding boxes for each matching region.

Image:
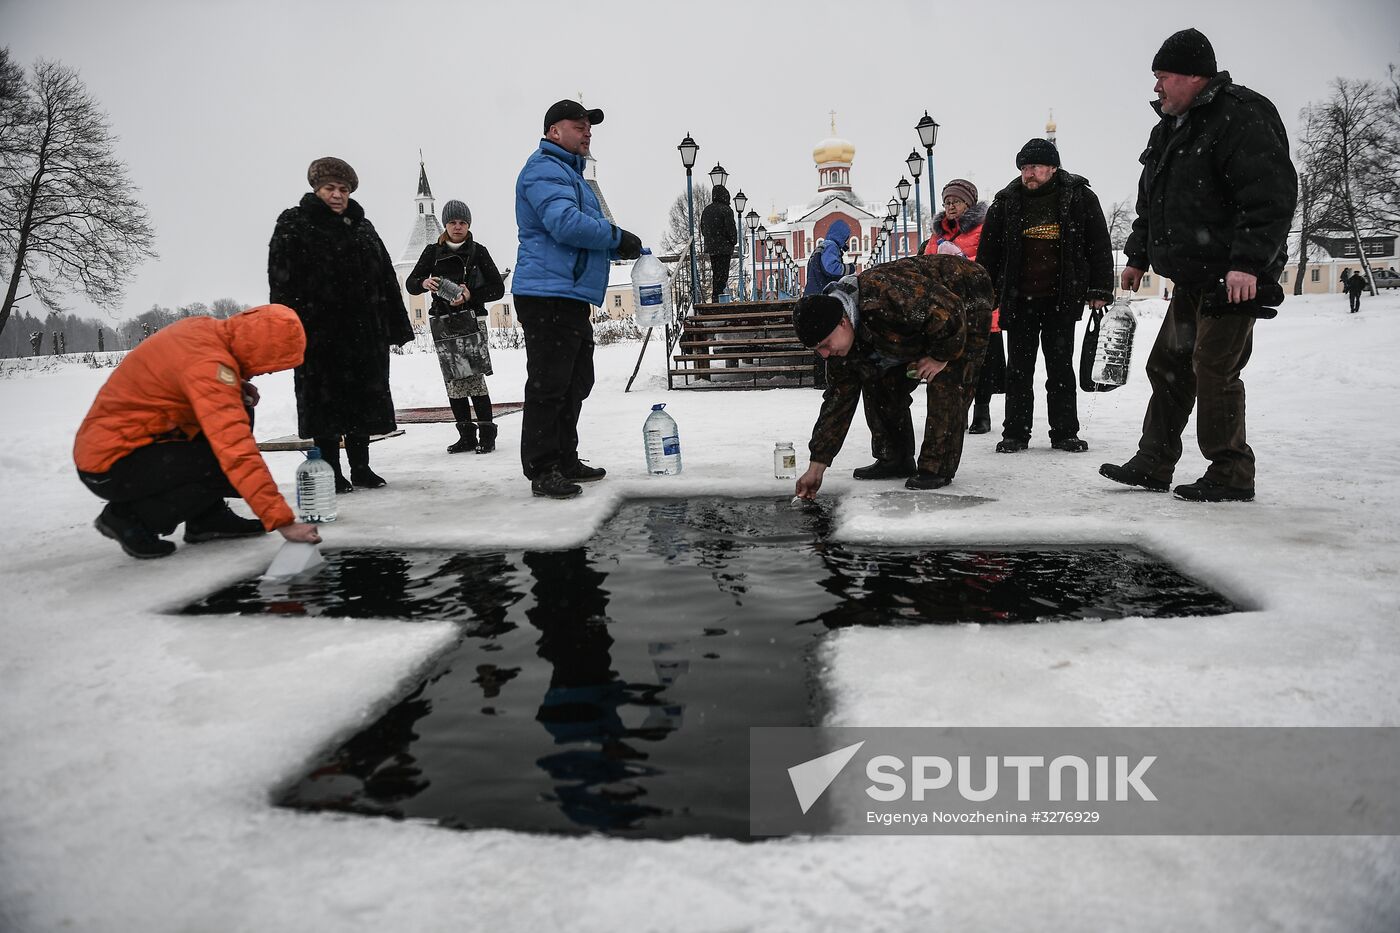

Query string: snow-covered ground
[2,292,1399,932]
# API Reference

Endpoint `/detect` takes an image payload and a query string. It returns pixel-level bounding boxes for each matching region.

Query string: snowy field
[2,292,1399,932]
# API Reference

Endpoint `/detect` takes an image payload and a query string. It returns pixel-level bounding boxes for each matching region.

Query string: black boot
[968,402,991,435]
[94,504,176,559]
[475,421,498,454]
[346,434,386,489]
[448,421,478,454]
[184,502,266,543]
[314,436,353,494]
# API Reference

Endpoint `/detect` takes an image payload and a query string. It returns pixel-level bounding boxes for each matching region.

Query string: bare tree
[0,54,156,337]
[209,297,246,319]
[1103,198,1133,282]
[659,182,714,313]
[1298,78,1400,295]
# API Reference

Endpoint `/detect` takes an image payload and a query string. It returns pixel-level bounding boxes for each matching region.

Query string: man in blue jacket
[804,220,851,296]
[514,99,643,499]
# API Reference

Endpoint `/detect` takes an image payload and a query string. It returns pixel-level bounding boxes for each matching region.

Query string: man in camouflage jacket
[791,254,995,495]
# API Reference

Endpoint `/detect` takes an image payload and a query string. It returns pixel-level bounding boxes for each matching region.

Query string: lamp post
[677,133,701,305]
[764,235,775,299]
[745,210,760,301]
[761,224,772,295]
[916,111,940,220]
[886,200,899,257]
[882,215,894,263]
[733,189,748,299]
[906,149,925,252]
[897,177,911,261]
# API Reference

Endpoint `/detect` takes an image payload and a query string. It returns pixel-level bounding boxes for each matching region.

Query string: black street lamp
[745,210,761,300]
[677,133,701,305]
[733,189,749,299]
[897,177,911,259]
[708,162,728,190]
[906,149,925,250]
[916,111,940,216]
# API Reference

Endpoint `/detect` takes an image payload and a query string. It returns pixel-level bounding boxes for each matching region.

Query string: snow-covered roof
[399,212,443,265]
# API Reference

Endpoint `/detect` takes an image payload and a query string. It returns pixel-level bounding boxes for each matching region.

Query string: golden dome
[1046,109,1057,133]
[813,136,855,165]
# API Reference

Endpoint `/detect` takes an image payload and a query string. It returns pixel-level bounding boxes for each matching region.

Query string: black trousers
[1002,299,1079,444]
[78,435,238,535]
[1348,291,1361,312]
[516,295,595,479]
[708,253,731,302]
[1126,289,1256,489]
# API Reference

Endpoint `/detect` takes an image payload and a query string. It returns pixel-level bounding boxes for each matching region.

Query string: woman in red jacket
[923,179,1002,434]
[74,304,322,559]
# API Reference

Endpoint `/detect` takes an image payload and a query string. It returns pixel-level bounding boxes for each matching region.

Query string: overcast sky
[4,0,1398,325]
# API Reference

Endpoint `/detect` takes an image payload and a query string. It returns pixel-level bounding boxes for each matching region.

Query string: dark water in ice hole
[181,497,1239,840]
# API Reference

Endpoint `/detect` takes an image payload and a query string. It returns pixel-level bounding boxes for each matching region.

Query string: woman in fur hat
[922,178,1002,435]
[405,199,506,453]
[268,157,414,493]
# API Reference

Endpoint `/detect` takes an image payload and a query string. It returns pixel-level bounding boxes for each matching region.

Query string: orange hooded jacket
[73,304,306,530]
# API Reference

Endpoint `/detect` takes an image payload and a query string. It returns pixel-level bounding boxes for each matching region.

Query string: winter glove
[617,229,643,260]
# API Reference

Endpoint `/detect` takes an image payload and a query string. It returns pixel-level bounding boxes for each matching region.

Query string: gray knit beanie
[441,199,472,225]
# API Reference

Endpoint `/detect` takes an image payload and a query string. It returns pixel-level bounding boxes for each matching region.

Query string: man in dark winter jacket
[513,99,644,499]
[791,254,995,496]
[1344,270,1367,313]
[700,185,738,302]
[1102,29,1297,503]
[977,140,1112,455]
[804,219,851,296]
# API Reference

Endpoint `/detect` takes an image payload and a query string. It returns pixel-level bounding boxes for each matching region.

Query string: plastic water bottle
[643,403,682,475]
[295,446,337,523]
[773,441,796,479]
[631,248,672,328]
[1091,298,1137,387]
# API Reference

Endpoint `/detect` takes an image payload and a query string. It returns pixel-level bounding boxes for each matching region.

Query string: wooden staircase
[668,298,824,390]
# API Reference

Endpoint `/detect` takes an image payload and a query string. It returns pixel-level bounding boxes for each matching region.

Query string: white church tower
[395,155,443,330]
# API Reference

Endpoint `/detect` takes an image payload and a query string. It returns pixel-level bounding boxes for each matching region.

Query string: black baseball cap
[543,99,604,134]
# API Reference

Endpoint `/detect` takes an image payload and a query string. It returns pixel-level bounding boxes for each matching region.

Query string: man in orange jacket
[74,304,323,559]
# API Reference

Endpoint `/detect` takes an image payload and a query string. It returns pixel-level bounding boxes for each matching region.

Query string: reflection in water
[185,498,1238,839]
[524,549,675,831]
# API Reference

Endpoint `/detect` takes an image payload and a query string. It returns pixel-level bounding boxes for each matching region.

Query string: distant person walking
[977,139,1114,454]
[74,305,322,560]
[513,99,643,499]
[269,156,415,493]
[406,199,506,454]
[804,219,851,296]
[700,185,738,302]
[1101,28,1296,503]
[1344,269,1366,313]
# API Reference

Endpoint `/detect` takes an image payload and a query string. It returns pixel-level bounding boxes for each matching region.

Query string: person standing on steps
[804,219,851,297]
[1101,28,1296,503]
[700,184,738,302]
[269,156,415,494]
[512,99,644,499]
[406,198,506,454]
[976,139,1113,455]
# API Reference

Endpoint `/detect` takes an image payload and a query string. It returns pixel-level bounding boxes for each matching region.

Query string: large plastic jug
[631,249,673,328]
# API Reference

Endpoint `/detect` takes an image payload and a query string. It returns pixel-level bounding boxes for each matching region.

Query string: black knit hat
[793,294,845,348]
[1152,28,1217,76]
[307,156,358,192]
[1015,138,1060,169]
[441,199,471,225]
